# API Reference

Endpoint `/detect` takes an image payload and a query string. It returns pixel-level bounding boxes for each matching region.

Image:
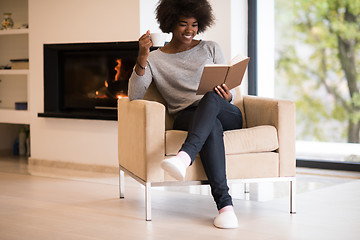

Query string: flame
[92,58,128,100]
[117,94,128,99]
[114,59,122,81]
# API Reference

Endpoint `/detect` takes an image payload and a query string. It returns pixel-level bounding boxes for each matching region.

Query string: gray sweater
[128,40,235,115]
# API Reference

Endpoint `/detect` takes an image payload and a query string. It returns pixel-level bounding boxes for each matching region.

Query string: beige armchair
[118,83,296,221]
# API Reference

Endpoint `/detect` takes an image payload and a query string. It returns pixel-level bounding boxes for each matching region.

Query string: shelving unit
[0,7,29,123]
[0,66,29,123]
[0,0,30,156]
[0,67,30,124]
[0,69,30,124]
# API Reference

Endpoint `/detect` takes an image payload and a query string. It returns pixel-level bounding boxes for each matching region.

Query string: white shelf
[0,29,29,36]
[0,69,29,75]
[0,109,30,124]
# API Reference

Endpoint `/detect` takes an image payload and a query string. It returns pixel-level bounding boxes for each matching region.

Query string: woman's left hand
[214,84,232,102]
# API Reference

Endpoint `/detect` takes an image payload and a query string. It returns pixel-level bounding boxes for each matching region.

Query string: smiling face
[171,17,199,45]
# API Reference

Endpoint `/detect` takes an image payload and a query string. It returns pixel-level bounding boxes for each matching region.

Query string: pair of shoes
[161,157,186,181]
[213,211,239,229]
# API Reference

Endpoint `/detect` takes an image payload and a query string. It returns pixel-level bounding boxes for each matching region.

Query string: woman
[128,0,243,229]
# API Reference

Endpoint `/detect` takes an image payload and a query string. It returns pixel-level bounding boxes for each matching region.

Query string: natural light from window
[258,0,360,163]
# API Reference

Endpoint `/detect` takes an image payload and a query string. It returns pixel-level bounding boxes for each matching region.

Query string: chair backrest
[143,82,246,129]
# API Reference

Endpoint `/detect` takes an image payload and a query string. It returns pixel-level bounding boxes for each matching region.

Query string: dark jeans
[173,92,243,210]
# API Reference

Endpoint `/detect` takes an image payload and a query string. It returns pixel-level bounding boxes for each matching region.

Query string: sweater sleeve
[128,63,153,100]
[213,42,227,65]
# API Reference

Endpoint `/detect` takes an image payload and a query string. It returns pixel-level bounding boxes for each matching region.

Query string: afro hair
[155,0,215,33]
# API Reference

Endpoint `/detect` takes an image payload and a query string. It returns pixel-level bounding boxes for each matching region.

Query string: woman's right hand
[135,30,152,75]
[138,30,152,57]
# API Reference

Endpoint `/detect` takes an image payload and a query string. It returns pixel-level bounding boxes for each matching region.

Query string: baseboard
[28,158,118,174]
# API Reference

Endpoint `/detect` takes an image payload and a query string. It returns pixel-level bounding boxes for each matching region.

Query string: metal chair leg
[119,169,125,199]
[244,183,250,193]
[145,182,152,221]
[290,179,296,214]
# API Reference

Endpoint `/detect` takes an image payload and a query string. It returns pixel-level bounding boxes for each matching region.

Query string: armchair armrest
[118,98,166,182]
[243,95,296,177]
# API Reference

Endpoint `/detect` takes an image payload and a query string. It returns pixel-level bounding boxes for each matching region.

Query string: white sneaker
[161,156,186,181]
[213,211,239,229]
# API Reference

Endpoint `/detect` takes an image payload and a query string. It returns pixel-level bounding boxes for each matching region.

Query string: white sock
[213,208,238,229]
[177,151,191,167]
[161,155,187,181]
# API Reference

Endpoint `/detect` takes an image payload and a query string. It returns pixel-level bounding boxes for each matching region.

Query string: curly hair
[155,0,215,33]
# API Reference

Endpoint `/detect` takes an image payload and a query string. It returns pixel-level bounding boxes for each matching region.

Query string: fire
[114,59,122,81]
[117,94,128,99]
[92,58,129,100]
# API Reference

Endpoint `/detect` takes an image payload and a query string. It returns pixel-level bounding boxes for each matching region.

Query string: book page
[204,64,229,67]
[230,54,248,65]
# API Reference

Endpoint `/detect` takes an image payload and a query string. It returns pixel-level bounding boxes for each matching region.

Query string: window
[253,0,360,168]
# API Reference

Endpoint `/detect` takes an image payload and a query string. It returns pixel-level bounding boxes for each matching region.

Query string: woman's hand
[138,30,152,57]
[214,84,232,102]
[135,30,153,75]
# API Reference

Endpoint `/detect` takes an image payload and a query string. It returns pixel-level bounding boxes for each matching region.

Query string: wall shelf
[0,29,29,36]
[0,69,29,75]
[0,109,30,124]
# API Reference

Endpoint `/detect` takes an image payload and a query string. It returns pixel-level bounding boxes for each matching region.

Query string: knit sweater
[128,40,235,115]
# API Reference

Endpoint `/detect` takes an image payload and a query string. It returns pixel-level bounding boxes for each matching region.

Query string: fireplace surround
[38,41,141,120]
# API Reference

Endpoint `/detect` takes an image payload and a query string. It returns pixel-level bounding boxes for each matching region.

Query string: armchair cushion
[165,125,279,156]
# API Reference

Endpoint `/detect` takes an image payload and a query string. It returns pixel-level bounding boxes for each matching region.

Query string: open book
[196,55,250,95]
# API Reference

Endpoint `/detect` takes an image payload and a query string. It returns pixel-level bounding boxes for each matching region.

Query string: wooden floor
[0,157,359,240]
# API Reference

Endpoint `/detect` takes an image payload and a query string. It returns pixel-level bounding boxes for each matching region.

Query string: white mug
[150,33,166,47]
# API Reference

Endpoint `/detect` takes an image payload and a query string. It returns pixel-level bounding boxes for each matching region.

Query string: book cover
[196,55,250,95]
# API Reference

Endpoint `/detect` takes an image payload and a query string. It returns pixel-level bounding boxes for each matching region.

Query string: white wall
[28,0,140,166]
[28,0,247,167]
[230,0,248,94]
[257,0,275,98]
[140,0,161,35]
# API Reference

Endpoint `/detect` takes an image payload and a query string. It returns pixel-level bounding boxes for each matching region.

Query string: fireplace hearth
[38,41,141,120]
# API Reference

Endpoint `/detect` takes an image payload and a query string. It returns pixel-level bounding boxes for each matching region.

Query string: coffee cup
[150,33,166,47]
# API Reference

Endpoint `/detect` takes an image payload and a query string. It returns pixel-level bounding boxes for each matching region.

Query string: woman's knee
[201,91,221,105]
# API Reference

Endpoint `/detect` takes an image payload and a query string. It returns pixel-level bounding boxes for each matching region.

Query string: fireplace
[38,41,140,120]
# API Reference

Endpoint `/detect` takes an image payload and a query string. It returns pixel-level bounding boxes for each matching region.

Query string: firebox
[38,41,141,120]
